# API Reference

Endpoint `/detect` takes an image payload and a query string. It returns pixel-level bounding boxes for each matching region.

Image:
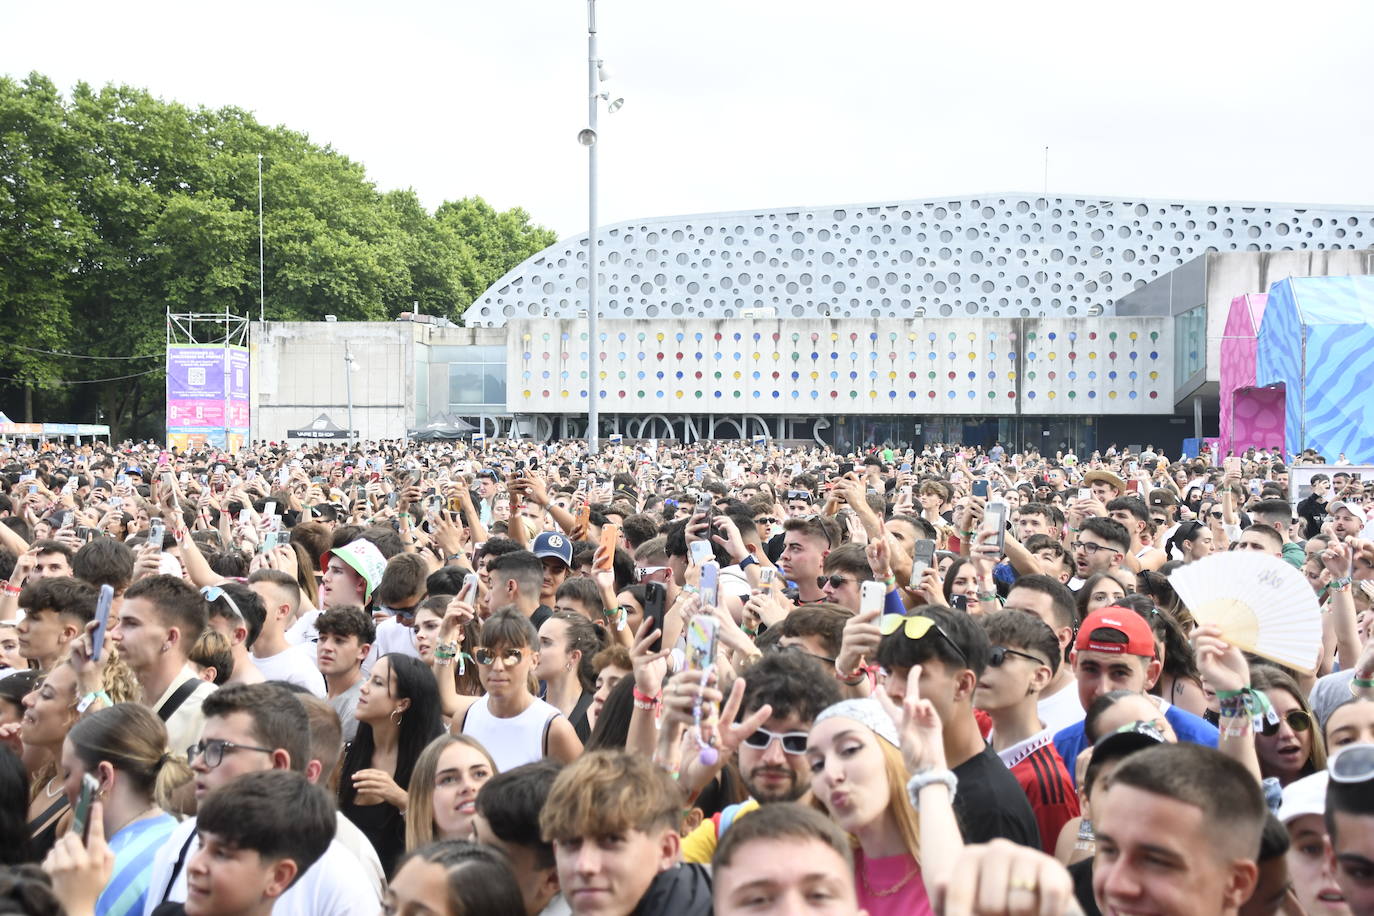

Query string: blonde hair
[405,734,498,851]
[540,749,683,843]
[808,731,922,863]
[99,647,141,704]
[67,702,193,812]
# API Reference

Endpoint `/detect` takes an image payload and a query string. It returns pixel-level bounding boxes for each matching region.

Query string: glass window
[1175,307,1206,388]
[432,345,504,363]
[483,364,506,404]
[448,364,486,405]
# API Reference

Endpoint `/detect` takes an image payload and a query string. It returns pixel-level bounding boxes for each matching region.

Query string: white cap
[814,698,900,748]
[1278,770,1329,824]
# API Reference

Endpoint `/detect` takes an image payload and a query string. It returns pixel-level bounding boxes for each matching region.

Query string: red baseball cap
[1075,607,1156,657]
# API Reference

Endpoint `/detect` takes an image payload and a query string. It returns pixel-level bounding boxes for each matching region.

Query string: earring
[390,708,404,726]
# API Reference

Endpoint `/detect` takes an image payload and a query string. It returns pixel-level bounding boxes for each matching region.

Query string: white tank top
[461,695,562,772]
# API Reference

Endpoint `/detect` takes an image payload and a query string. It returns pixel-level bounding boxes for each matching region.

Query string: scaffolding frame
[166,311,252,450]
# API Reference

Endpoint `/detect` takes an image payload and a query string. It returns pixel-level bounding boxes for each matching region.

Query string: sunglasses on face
[1261,709,1312,737]
[756,517,777,526]
[379,604,419,624]
[474,646,525,667]
[741,727,809,755]
[987,646,1047,668]
[878,614,970,668]
[816,574,854,590]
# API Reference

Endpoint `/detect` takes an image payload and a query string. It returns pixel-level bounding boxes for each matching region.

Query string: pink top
[854,849,933,916]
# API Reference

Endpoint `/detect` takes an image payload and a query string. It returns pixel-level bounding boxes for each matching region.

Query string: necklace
[44,775,62,798]
[858,854,920,898]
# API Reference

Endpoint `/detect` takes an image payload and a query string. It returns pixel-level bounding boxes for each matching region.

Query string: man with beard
[679,652,842,863]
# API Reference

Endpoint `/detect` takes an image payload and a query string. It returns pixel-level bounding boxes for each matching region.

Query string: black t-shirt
[765,531,785,564]
[952,744,1043,848]
[1297,492,1328,539]
[1068,858,1102,916]
[531,604,553,631]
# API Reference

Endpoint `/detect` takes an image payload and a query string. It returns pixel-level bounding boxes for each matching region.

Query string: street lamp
[581,0,624,455]
[344,342,358,444]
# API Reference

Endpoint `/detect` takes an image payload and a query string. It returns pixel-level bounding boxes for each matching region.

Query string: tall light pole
[257,154,265,324]
[578,2,624,455]
[344,342,356,445]
[582,0,601,455]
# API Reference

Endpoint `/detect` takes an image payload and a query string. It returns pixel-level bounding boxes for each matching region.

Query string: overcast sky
[6,0,1374,239]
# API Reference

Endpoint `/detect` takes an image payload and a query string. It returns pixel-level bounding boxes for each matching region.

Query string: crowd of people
[0,435,1371,916]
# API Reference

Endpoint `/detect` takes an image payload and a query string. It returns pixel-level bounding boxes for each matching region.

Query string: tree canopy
[0,72,557,438]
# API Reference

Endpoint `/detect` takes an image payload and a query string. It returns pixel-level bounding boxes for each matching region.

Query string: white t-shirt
[360,619,420,676]
[718,565,753,602]
[144,813,381,916]
[251,645,328,697]
[287,608,322,647]
[151,666,218,759]
[1037,681,1086,735]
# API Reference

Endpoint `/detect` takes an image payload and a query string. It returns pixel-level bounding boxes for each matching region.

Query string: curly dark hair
[738,650,841,723]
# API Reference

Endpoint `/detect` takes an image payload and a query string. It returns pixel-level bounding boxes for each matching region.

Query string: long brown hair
[404,734,497,852]
[67,703,193,811]
[1251,665,1327,776]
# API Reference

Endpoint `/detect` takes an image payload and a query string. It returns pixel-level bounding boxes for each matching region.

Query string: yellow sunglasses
[878,614,969,667]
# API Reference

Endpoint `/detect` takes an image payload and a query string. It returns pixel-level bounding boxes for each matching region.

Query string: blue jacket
[1053,702,1218,789]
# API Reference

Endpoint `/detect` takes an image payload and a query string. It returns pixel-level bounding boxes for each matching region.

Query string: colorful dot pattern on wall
[510,318,1172,416]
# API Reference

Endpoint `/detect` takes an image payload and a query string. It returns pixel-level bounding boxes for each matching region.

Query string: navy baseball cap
[532,531,573,568]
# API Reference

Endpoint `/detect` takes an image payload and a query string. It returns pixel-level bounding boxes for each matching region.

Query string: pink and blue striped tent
[1218,293,1283,457]
[1256,276,1374,463]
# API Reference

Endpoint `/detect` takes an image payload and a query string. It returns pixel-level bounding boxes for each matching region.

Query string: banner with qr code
[166,345,250,453]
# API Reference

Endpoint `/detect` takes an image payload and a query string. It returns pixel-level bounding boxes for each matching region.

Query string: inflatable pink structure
[1219,293,1284,457]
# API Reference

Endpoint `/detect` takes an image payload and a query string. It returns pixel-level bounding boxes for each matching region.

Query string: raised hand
[835,604,881,679]
[629,616,671,700]
[1192,624,1249,695]
[44,801,115,916]
[876,665,948,774]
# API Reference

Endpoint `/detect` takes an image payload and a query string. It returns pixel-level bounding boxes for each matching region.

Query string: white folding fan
[1166,552,1322,674]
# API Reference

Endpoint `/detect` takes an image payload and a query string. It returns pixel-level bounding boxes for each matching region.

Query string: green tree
[435,196,558,314]
[0,72,558,438]
[0,74,92,416]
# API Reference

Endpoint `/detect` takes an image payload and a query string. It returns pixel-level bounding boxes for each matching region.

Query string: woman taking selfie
[805,671,963,915]
[404,734,498,850]
[339,653,444,877]
[454,609,582,771]
[62,703,192,915]
[415,596,482,720]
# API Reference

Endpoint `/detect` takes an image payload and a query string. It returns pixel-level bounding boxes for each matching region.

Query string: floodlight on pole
[257,154,265,324]
[344,343,357,444]
[584,0,600,454]
[580,3,629,456]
